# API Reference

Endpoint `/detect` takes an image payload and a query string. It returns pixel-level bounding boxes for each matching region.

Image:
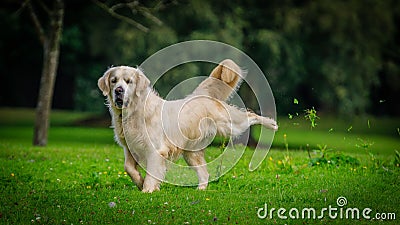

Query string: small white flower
[108,202,116,208]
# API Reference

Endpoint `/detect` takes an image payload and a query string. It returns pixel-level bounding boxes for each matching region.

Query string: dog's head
[98,66,150,109]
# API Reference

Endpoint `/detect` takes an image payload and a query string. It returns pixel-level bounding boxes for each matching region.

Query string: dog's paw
[197,183,208,190]
[263,117,278,131]
[271,123,278,131]
[142,179,161,193]
[142,186,160,193]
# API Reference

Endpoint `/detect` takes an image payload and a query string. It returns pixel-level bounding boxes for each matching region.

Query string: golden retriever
[98,59,278,192]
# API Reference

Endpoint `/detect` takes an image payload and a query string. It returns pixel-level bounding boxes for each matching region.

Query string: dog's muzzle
[114,86,124,108]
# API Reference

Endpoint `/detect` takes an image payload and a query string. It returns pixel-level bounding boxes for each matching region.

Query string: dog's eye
[111,77,117,83]
[126,79,132,84]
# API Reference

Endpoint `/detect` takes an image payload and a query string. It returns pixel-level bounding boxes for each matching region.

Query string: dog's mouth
[115,96,124,108]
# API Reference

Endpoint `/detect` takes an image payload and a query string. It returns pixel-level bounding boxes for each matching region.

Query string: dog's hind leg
[183,149,209,190]
[224,107,278,137]
[248,112,278,131]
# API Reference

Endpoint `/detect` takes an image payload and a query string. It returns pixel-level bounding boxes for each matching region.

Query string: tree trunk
[33,42,59,146]
[32,0,64,146]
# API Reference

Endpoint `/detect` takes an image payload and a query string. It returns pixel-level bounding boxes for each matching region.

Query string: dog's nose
[115,87,124,95]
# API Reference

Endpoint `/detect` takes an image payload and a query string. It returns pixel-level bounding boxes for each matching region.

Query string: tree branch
[14,0,29,16]
[49,0,64,44]
[26,0,46,45]
[110,3,126,12]
[137,6,163,26]
[37,0,51,16]
[92,0,149,32]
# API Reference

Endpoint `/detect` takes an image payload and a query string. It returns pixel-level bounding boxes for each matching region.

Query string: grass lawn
[0,108,399,224]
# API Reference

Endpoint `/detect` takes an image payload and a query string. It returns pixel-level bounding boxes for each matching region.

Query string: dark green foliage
[309,153,360,167]
[306,142,360,167]
[393,150,400,167]
[1,0,399,116]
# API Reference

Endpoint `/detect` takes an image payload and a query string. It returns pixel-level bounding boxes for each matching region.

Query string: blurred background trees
[1,0,399,118]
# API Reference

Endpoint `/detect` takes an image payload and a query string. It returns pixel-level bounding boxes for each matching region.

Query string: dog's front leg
[142,148,168,193]
[183,150,209,190]
[124,148,144,190]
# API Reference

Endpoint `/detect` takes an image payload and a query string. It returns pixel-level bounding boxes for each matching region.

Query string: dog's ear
[98,69,111,96]
[135,70,150,97]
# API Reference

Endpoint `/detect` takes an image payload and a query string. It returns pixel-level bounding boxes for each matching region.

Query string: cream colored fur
[98,59,278,193]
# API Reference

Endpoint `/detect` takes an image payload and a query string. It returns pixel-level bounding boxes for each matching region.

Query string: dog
[98,59,278,193]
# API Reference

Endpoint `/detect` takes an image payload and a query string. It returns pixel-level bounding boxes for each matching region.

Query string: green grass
[0,107,96,127]
[255,114,400,156]
[0,108,399,224]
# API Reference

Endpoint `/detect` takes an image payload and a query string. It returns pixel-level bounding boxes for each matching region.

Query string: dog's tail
[191,59,244,102]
